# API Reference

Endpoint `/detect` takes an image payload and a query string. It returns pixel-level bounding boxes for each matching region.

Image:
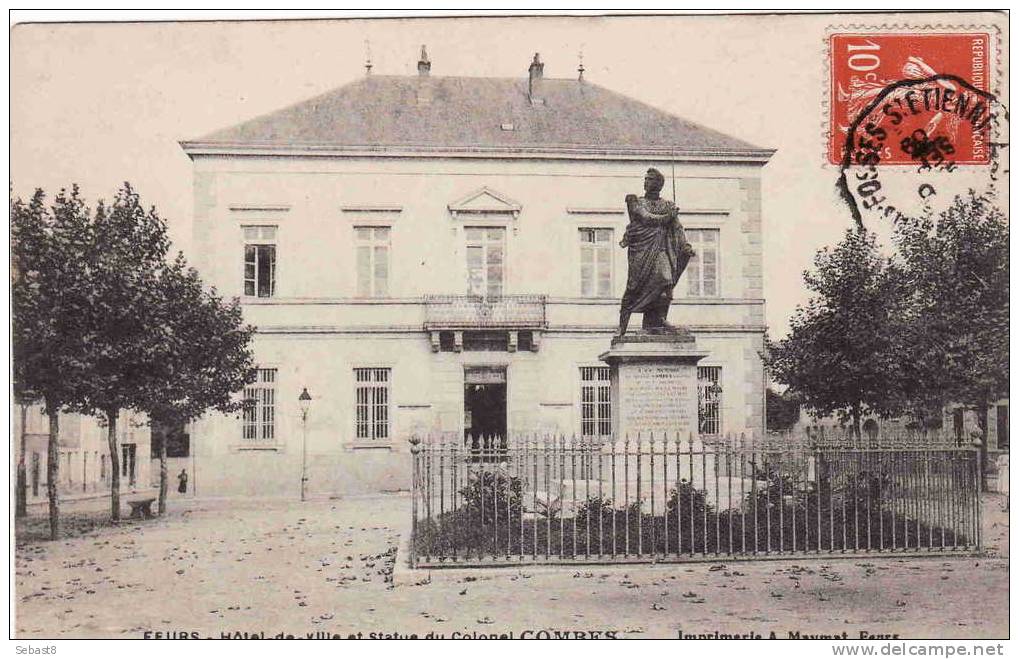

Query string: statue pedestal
[598,329,709,443]
[598,329,714,505]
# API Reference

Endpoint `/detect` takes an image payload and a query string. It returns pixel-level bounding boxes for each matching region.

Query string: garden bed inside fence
[411,470,978,566]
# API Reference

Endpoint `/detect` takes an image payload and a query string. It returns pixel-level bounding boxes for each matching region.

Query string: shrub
[413,462,969,561]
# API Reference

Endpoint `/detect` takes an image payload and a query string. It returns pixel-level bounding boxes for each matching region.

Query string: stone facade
[13,404,153,504]
[182,68,772,497]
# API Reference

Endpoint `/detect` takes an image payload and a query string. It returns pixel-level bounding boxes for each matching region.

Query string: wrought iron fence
[767,428,972,449]
[408,433,982,568]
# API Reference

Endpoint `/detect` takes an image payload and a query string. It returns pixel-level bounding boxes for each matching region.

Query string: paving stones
[13,494,1012,639]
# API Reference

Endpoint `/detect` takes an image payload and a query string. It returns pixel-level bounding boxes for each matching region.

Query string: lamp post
[299,387,312,502]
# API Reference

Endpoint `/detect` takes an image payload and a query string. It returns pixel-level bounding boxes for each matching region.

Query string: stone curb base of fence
[392,546,987,586]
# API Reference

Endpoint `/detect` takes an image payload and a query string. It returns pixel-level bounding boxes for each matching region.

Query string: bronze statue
[617,168,695,336]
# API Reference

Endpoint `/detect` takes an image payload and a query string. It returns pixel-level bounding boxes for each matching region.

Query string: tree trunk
[977,401,990,490]
[158,431,168,516]
[851,405,862,440]
[46,407,60,541]
[106,409,121,522]
[16,403,28,518]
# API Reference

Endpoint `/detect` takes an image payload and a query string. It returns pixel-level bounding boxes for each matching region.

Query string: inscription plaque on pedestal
[616,362,696,439]
[599,332,709,442]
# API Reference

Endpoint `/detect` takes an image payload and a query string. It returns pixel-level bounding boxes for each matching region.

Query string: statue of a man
[617,168,695,336]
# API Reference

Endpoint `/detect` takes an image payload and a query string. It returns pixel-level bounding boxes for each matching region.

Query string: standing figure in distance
[617,168,695,336]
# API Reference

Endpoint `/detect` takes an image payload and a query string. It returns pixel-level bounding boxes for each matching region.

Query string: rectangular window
[686,229,720,297]
[355,226,390,297]
[242,368,277,442]
[579,228,613,297]
[355,368,391,441]
[243,226,277,298]
[580,366,612,439]
[465,227,505,297]
[698,366,722,435]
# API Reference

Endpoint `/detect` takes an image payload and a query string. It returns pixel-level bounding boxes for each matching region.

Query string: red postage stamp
[829,32,994,165]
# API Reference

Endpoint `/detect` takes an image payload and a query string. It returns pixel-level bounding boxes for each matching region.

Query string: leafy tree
[11,187,94,538]
[765,387,800,432]
[894,191,1008,444]
[14,399,29,518]
[61,183,172,521]
[766,229,908,436]
[141,253,256,514]
[13,182,256,529]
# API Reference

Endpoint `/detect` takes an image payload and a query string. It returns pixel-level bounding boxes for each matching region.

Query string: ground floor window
[243,367,277,442]
[580,366,612,439]
[355,367,391,441]
[698,366,723,435]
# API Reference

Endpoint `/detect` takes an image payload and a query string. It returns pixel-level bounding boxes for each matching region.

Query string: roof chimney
[417,45,431,76]
[528,52,545,105]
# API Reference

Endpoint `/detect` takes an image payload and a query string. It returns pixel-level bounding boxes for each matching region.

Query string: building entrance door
[464,366,507,453]
[997,404,1009,450]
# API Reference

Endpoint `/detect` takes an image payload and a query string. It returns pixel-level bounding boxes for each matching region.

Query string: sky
[10,11,1005,337]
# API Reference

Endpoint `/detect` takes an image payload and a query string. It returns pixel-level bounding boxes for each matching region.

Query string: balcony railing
[423,294,547,330]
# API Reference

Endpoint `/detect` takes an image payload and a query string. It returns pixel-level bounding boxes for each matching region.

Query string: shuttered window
[686,229,719,297]
[580,366,612,438]
[697,366,722,435]
[242,368,277,442]
[579,228,613,297]
[355,368,391,441]
[465,227,505,297]
[355,226,390,297]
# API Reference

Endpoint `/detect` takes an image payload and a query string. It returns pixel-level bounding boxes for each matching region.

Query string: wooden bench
[127,497,156,519]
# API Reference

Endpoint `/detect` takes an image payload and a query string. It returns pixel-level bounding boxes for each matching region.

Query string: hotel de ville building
[179,50,774,497]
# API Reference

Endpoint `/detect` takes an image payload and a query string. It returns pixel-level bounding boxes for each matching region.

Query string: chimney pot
[417,44,431,76]
[528,53,545,104]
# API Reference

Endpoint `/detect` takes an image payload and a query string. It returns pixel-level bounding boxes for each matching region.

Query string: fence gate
[408,433,982,568]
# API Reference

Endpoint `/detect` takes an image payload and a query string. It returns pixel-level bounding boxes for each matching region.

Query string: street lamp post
[299,387,312,502]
